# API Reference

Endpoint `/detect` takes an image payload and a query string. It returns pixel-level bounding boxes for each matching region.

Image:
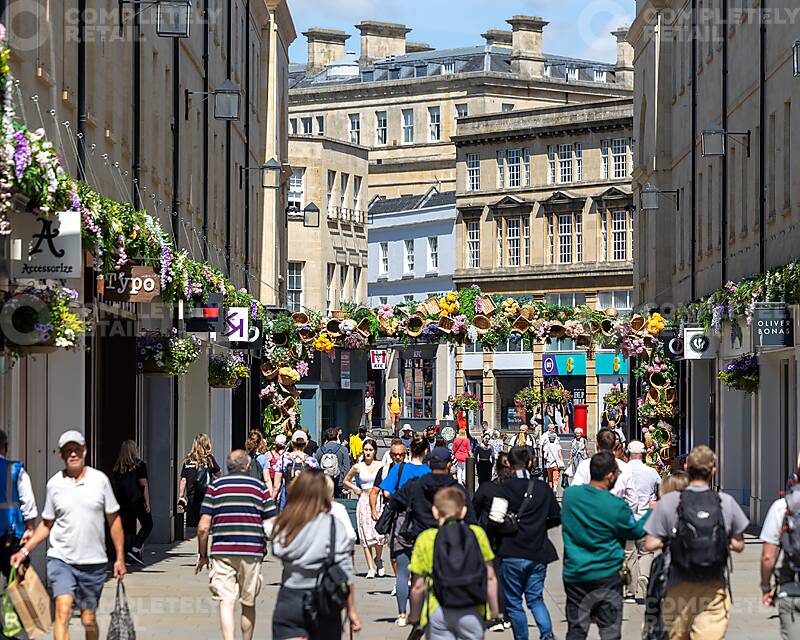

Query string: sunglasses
[390,451,405,458]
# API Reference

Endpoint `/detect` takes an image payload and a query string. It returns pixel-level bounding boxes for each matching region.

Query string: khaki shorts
[209,556,263,606]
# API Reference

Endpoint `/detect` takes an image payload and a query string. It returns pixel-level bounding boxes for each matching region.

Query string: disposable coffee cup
[489,497,509,523]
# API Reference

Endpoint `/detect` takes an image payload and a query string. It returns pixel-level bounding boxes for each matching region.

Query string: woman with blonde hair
[271,468,361,639]
[178,433,221,529]
[244,428,272,490]
[111,440,152,565]
[452,426,471,485]
[659,469,689,498]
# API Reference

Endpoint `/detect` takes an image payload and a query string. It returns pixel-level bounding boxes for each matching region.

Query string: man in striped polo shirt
[196,449,277,640]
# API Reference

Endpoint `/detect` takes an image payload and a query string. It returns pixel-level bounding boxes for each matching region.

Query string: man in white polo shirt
[11,430,125,640]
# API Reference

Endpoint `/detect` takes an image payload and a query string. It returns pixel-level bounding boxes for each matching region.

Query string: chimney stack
[506,16,548,79]
[355,21,411,65]
[482,29,512,48]
[612,26,633,88]
[304,28,350,74]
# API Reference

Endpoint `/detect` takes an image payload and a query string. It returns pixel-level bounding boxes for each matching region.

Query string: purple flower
[69,189,81,212]
[13,131,30,179]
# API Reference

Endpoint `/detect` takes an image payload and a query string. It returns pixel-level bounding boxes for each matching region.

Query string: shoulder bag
[494,476,536,537]
[374,462,404,536]
[303,515,351,625]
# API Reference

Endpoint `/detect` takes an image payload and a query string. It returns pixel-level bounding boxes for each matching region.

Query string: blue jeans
[501,557,553,640]
[395,551,410,615]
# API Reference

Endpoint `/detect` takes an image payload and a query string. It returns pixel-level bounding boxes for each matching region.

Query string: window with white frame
[327,170,336,217]
[302,116,312,134]
[612,138,627,178]
[428,106,441,141]
[339,266,348,303]
[507,148,521,188]
[402,109,414,144]
[289,118,298,135]
[594,69,608,83]
[353,176,362,219]
[427,237,439,271]
[376,111,387,145]
[547,145,555,184]
[287,262,303,312]
[548,215,555,263]
[558,143,573,183]
[326,264,335,314]
[523,148,531,186]
[575,143,583,181]
[316,115,325,136]
[287,168,305,212]
[601,214,608,261]
[497,150,505,188]
[455,103,468,118]
[352,267,361,301]
[496,220,503,267]
[507,218,520,266]
[404,239,415,273]
[379,242,389,276]
[442,61,455,75]
[340,173,349,215]
[467,222,480,268]
[558,213,573,263]
[575,213,583,262]
[404,294,415,303]
[601,139,610,179]
[612,210,628,260]
[523,217,530,265]
[379,296,388,306]
[349,113,360,144]
[467,153,480,191]
[597,290,632,314]
[566,67,579,82]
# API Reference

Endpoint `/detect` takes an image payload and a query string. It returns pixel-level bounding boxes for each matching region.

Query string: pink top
[452,437,471,463]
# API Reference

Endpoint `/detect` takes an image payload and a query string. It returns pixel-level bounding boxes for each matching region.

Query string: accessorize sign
[101,266,161,302]
[753,302,793,350]
[11,211,82,278]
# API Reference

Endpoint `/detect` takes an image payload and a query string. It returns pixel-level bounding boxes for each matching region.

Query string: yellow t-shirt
[389,397,401,413]
[349,434,363,461]
[408,524,495,627]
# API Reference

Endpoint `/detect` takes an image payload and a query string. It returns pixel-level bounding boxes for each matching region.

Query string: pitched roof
[368,190,456,214]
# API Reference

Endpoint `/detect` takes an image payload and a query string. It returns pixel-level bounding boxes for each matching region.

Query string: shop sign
[185,293,224,333]
[660,327,684,360]
[753,303,793,351]
[11,211,82,279]
[101,266,161,302]
[223,308,249,342]
[683,327,718,360]
[719,318,752,359]
[542,353,586,376]
[370,349,387,370]
[341,350,351,389]
[595,352,629,376]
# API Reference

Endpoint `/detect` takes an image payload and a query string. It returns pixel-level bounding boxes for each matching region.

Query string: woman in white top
[543,432,564,491]
[343,438,385,579]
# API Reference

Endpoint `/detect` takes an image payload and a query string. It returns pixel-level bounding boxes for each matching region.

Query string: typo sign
[12,211,82,279]
[102,267,161,302]
[683,327,717,360]
[754,303,793,350]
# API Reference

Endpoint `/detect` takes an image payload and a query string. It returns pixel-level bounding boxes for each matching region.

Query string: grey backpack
[781,486,800,576]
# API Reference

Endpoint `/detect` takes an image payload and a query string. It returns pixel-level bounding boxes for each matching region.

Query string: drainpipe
[202,5,209,259]
[77,0,87,180]
[721,0,728,284]
[132,5,141,208]
[690,0,697,300]
[244,0,251,286]
[171,40,180,247]
[225,0,232,275]
[758,1,766,274]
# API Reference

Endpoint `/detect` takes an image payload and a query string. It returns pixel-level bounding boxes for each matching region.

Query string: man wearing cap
[12,430,125,640]
[399,425,414,450]
[272,430,319,509]
[626,440,660,601]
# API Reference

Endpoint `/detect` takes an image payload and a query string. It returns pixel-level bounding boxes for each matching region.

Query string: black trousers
[0,532,19,581]
[564,574,623,640]
[120,500,154,551]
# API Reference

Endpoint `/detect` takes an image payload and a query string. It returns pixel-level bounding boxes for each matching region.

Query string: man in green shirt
[561,451,650,640]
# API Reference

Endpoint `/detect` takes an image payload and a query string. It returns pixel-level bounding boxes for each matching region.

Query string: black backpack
[669,489,729,581]
[432,519,487,609]
[780,485,800,576]
[303,515,350,625]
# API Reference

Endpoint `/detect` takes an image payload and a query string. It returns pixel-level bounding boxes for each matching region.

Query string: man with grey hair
[196,449,277,640]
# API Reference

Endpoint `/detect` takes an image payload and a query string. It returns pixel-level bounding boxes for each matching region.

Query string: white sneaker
[366,568,376,579]
[376,560,386,577]
[396,614,408,627]
[391,587,397,596]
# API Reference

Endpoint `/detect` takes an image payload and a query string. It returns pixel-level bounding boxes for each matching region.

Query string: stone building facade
[453,100,635,433]
[289,16,634,199]
[286,135,369,314]
[630,1,800,524]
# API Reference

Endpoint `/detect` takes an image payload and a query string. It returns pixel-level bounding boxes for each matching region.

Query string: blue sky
[286,0,635,65]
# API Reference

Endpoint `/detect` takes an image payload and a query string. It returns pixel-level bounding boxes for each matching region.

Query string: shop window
[464,341,483,353]
[402,357,434,419]
[597,290,632,315]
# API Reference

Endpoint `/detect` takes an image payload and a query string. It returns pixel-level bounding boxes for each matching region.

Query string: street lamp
[640,183,680,212]
[303,203,320,228]
[701,126,751,157]
[118,0,192,38]
[185,79,241,121]
[240,158,282,189]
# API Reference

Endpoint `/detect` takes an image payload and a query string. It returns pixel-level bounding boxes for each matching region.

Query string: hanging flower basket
[137,330,200,377]
[453,392,482,412]
[718,353,759,394]
[208,350,250,388]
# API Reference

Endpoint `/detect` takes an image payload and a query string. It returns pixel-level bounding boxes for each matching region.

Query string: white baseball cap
[58,430,86,449]
[628,440,646,454]
[291,430,307,443]
[275,434,287,446]
[401,424,414,433]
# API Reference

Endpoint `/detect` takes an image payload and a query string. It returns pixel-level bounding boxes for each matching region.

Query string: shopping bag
[6,564,51,638]
[1,567,22,638]
[107,580,135,640]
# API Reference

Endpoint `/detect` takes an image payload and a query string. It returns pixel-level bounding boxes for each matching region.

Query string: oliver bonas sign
[753,302,793,351]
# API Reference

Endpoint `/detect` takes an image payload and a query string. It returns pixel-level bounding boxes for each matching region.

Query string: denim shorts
[47,557,108,611]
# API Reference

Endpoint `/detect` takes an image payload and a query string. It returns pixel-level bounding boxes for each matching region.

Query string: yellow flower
[646,312,665,336]
[446,291,457,302]
[131,228,138,240]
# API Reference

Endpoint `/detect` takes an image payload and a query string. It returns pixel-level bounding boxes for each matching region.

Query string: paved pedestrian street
[82,534,775,639]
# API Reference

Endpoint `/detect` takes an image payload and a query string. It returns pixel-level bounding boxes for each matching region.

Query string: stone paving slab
[46,533,775,638]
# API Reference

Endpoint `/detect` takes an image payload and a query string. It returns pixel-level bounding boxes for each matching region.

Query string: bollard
[465,456,476,497]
